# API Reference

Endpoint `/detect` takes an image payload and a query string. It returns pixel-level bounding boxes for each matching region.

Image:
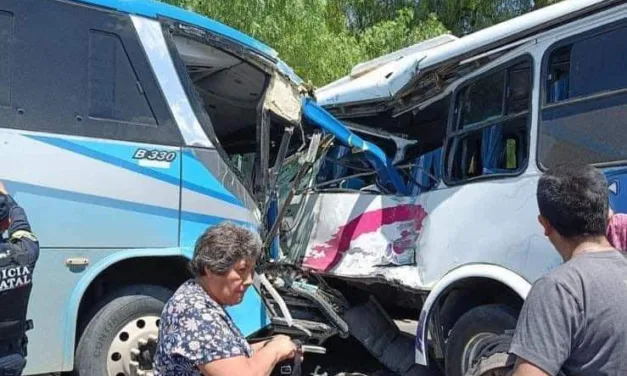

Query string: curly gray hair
[189,222,262,276]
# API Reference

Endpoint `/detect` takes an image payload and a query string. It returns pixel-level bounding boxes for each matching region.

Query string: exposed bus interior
[256,50,535,374]
[169,30,358,348]
[308,95,450,196]
[313,54,532,195]
[309,61,520,196]
[177,3,627,372]
[171,33,307,194]
[271,50,534,314]
[447,59,531,182]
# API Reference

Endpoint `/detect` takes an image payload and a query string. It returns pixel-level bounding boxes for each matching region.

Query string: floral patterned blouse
[153,279,253,376]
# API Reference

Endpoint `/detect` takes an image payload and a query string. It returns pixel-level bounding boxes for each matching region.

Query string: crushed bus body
[8,0,627,375]
[271,0,627,375]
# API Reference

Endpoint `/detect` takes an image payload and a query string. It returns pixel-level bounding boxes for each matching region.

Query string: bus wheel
[444,304,518,376]
[74,285,172,376]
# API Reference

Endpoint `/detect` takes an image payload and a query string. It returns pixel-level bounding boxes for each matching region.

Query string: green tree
[337,0,416,33]
[359,9,448,59]
[533,0,565,8]
[161,0,447,86]
[162,0,364,85]
[340,0,566,37]
[414,0,533,36]
[160,0,564,86]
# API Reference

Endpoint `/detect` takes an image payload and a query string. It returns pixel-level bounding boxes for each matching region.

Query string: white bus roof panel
[316,0,615,108]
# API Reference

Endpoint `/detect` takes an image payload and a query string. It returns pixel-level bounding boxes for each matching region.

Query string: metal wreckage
[9,0,627,375]
[264,0,627,375]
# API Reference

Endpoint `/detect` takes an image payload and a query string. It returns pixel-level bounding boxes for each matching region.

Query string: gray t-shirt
[510,250,627,376]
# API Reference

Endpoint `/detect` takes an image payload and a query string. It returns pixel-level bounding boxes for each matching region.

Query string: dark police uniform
[0,194,39,376]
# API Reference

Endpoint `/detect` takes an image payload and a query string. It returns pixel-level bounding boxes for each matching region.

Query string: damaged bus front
[269,1,627,375]
[5,1,389,375]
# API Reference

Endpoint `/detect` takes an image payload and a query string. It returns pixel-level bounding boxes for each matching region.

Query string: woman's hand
[267,335,297,362]
[199,335,299,376]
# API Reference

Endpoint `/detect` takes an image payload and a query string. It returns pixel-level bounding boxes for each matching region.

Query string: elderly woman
[153,222,297,376]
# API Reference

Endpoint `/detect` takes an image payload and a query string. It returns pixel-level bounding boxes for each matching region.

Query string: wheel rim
[461,332,496,375]
[107,315,160,376]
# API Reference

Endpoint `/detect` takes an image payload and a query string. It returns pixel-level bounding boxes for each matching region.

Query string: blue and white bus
[0,1,397,374]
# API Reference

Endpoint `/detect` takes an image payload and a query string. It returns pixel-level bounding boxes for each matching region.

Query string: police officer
[0,182,39,376]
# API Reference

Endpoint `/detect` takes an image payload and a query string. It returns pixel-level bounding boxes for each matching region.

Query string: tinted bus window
[540,24,627,168]
[446,58,531,183]
[89,30,157,126]
[1,0,181,145]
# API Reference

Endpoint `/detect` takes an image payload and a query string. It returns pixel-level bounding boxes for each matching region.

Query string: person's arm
[511,357,550,376]
[199,335,296,376]
[0,182,39,263]
[509,277,582,376]
[607,210,627,251]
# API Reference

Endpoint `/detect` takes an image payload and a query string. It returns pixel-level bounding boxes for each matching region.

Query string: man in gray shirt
[509,164,627,376]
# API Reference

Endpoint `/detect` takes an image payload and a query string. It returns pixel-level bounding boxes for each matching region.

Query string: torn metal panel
[302,99,410,195]
[263,72,303,125]
[343,120,418,164]
[263,132,323,250]
[295,193,427,290]
[304,195,426,269]
[349,35,458,79]
[316,54,425,111]
[282,172,560,293]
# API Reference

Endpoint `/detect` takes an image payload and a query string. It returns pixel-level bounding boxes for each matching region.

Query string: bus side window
[540,23,627,168]
[88,30,157,126]
[1,0,181,146]
[446,57,532,183]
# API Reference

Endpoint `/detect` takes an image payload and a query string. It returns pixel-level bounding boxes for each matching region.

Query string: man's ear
[538,215,552,237]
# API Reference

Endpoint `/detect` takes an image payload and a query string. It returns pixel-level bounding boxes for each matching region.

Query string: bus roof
[316,0,619,112]
[72,0,302,84]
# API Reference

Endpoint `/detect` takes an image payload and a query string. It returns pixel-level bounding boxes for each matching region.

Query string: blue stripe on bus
[8,180,247,225]
[27,135,244,207]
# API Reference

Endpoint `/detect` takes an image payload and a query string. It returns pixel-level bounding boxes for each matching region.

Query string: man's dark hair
[537,163,608,238]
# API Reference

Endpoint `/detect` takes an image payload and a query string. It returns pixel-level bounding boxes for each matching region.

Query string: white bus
[271,0,627,375]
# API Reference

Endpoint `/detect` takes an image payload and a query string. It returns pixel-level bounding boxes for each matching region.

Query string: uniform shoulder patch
[10,230,38,242]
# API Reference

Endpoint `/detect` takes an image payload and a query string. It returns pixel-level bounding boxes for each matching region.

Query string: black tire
[73,284,173,376]
[444,304,518,376]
